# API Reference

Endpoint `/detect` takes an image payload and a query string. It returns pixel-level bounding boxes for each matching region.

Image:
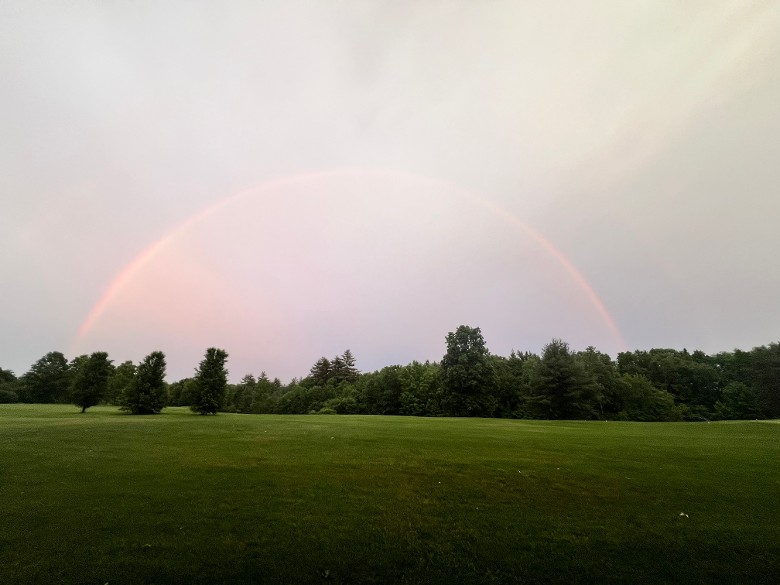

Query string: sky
[2,1,779,382]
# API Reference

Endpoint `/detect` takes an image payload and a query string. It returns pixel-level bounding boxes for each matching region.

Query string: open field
[1,405,778,584]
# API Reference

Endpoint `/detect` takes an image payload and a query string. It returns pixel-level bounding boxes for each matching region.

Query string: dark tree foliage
[15,325,778,422]
[333,349,359,383]
[308,358,331,387]
[613,374,681,422]
[617,348,720,414]
[398,361,442,416]
[167,377,197,407]
[715,382,761,420]
[69,355,89,379]
[576,347,620,417]
[0,368,20,403]
[191,348,228,415]
[304,351,359,388]
[0,368,15,384]
[491,352,538,418]
[441,325,497,417]
[105,361,136,406]
[71,351,113,413]
[358,366,404,415]
[21,351,71,403]
[275,382,337,414]
[532,339,596,420]
[227,372,277,414]
[218,329,774,421]
[122,351,167,414]
[225,374,256,413]
[749,342,780,418]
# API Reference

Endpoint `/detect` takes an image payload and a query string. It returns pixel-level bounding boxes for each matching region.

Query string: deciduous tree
[106,361,136,406]
[0,368,20,403]
[441,325,497,417]
[71,352,113,413]
[21,351,71,403]
[122,351,167,414]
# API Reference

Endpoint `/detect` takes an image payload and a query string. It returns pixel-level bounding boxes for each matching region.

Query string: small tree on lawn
[122,351,167,414]
[71,351,113,413]
[191,348,228,415]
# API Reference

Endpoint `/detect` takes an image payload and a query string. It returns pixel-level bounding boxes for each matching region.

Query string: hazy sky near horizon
[2,1,779,382]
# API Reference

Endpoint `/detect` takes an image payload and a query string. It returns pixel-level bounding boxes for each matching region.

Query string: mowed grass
[1,405,778,584]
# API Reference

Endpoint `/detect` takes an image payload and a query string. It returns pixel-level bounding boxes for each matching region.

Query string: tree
[749,343,780,418]
[532,339,596,420]
[614,374,681,421]
[617,348,719,414]
[21,351,71,403]
[576,347,620,417]
[308,357,331,387]
[398,360,442,416]
[333,350,359,383]
[441,325,497,417]
[228,374,256,413]
[0,368,20,403]
[105,361,136,406]
[71,352,113,413]
[715,381,761,420]
[191,348,229,415]
[167,377,196,407]
[122,351,167,414]
[357,366,404,415]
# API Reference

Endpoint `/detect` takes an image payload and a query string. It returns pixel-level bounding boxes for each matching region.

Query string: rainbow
[72,169,627,353]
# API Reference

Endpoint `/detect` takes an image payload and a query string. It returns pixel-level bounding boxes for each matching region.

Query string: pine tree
[341,349,360,382]
[191,348,229,415]
[309,357,331,386]
[532,339,596,419]
[330,355,346,382]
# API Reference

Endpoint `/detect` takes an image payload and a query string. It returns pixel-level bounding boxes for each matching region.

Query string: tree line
[1,325,778,421]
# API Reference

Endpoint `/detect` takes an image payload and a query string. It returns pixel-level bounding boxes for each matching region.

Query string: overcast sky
[2,1,779,382]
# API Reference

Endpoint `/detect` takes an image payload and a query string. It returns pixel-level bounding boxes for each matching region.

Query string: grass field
[1,405,778,584]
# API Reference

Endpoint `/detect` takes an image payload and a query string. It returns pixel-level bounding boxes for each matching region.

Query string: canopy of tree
[5,331,779,421]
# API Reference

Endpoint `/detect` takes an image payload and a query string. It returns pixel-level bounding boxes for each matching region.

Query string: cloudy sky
[2,1,779,382]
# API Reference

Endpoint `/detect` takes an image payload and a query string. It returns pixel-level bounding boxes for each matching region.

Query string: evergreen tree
[308,357,331,387]
[340,349,360,382]
[122,351,167,414]
[532,339,596,419]
[71,352,113,413]
[191,348,229,415]
[230,374,256,413]
[330,355,346,383]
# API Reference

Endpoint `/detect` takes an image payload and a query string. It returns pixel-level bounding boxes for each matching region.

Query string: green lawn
[1,405,778,584]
